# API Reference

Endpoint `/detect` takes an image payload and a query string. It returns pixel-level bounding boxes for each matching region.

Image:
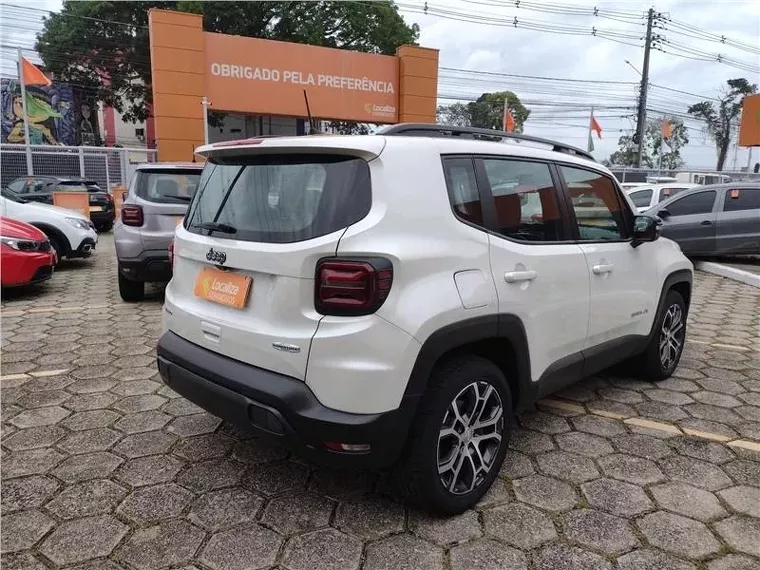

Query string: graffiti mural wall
[1,78,101,146]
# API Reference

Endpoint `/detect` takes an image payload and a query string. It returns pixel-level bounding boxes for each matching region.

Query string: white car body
[0,189,98,259]
[625,183,701,214]
[156,126,693,512]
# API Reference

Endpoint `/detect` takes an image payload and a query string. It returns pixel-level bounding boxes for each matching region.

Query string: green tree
[468,92,530,133]
[36,1,418,124]
[607,117,689,169]
[687,78,757,171]
[436,102,472,126]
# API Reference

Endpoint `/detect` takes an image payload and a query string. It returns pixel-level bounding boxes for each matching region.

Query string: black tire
[48,236,63,265]
[635,289,687,381]
[396,355,512,514]
[118,270,145,302]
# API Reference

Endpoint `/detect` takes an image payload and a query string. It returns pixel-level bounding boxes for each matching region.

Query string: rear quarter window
[186,154,371,244]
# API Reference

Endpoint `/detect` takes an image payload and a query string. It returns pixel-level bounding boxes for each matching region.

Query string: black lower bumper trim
[69,238,96,259]
[156,331,418,469]
[119,252,171,283]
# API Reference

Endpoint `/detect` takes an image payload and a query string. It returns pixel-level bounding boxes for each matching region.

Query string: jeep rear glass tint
[134,169,202,204]
[185,155,371,243]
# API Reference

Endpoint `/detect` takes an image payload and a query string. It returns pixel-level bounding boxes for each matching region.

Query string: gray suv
[114,163,203,301]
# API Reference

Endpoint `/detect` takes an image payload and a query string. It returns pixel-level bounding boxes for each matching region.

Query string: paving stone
[499,450,535,479]
[519,411,571,434]
[45,479,128,519]
[61,410,121,431]
[282,528,363,570]
[1,475,59,513]
[635,400,689,422]
[616,550,696,570]
[115,455,185,487]
[678,418,738,439]
[707,554,760,570]
[532,544,612,570]
[17,389,71,408]
[477,478,510,507]
[113,394,167,414]
[483,502,557,549]
[231,439,288,465]
[309,468,375,500]
[63,392,119,412]
[686,403,744,425]
[52,452,123,483]
[259,490,334,535]
[668,437,735,464]
[696,377,747,395]
[1,509,54,553]
[334,496,406,540]
[556,384,596,402]
[692,391,743,408]
[512,473,577,511]
[646,389,695,406]
[638,511,721,559]
[364,534,443,570]
[555,431,613,457]
[241,460,309,496]
[657,378,700,392]
[2,425,66,450]
[535,450,599,484]
[188,487,263,531]
[117,483,194,523]
[0,552,48,570]
[176,458,245,493]
[118,520,205,570]
[599,387,644,404]
[2,448,64,478]
[58,428,122,454]
[723,460,760,486]
[597,453,665,485]
[112,430,177,458]
[718,485,760,518]
[67,378,117,394]
[570,414,626,437]
[9,405,70,428]
[735,405,760,422]
[110,379,161,396]
[165,413,222,437]
[650,482,727,522]
[714,515,760,558]
[563,509,638,555]
[199,525,281,570]
[581,478,652,516]
[450,538,527,570]
[162,397,205,416]
[114,410,172,434]
[659,455,733,491]
[508,429,555,453]
[40,515,128,565]
[410,509,482,546]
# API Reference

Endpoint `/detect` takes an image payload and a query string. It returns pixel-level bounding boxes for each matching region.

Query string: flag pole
[503,98,508,131]
[18,48,33,175]
[588,106,594,153]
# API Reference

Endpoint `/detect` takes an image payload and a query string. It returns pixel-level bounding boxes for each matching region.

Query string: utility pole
[635,8,655,168]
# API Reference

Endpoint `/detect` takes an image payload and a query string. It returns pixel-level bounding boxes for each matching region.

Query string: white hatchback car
[625,182,700,213]
[157,125,693,513]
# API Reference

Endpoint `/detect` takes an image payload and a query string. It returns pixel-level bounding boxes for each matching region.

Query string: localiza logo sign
[210,64,395,94]
[364,103,396,118]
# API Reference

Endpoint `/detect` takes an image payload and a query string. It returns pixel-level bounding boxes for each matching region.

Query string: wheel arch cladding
[29,222,72,255]
[650,269,693,339]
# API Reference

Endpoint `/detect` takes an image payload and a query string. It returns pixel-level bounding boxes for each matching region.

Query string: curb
[695,261,760,288]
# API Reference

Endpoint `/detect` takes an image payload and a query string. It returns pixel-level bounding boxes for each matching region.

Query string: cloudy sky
[2,0,758,169]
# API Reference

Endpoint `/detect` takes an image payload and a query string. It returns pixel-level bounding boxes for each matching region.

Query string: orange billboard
[739,93,760,147]
[205,33,399,123]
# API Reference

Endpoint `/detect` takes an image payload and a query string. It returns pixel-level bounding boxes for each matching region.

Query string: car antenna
[303,90,325,135]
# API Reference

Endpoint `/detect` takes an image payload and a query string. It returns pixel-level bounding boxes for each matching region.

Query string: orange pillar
[396,45,439,124]
[148,9,206,161]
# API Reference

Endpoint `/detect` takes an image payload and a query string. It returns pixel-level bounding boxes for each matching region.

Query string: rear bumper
[119,250,172,282]
[90,208,116,226]
[156,331,418,469]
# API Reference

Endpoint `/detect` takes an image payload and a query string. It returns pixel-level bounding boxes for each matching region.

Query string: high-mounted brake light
[212,138,265,147]
[315,258,393,316]
[121,204,144,227]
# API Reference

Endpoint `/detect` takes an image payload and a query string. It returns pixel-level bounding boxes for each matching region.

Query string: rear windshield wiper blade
[192,221,238,234]
[163,193,192,202]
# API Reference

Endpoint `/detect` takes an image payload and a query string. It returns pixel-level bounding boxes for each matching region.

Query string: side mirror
[631,215,660,248]
[657,208,671,219]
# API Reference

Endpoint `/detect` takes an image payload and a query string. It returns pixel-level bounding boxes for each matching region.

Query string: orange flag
[21,56,51,87]
[590,114,603,139]
[662,119,673,138]
[503,107,516,133]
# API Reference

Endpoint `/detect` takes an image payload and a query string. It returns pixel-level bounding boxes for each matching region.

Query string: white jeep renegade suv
[157,124,693,513]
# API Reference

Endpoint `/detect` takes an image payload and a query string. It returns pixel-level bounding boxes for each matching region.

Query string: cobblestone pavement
[2,234,760,570]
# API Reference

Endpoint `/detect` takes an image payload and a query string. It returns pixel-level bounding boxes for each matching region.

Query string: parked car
[6,176,116,232]
[1,216,56,287]
[1,187,98,262]
[647,183,760,256]
[625,183,700,213]
[114,162,203,301]
[156,124,692,514]
[620,182,647,190]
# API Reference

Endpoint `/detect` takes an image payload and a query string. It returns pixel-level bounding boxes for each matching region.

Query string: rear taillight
[168,238,175,269]
[121,205,144,227]
[315,258,393,316]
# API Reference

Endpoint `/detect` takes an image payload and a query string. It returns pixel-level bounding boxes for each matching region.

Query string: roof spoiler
[376,123,595,162]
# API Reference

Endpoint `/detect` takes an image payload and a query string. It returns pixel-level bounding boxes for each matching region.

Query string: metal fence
[610,166,760,185]
[0,144,157,190]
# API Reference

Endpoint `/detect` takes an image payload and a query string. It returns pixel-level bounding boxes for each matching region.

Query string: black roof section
[377,123,595,162]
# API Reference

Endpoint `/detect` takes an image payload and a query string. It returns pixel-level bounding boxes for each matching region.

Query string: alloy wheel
[659,303,684,371]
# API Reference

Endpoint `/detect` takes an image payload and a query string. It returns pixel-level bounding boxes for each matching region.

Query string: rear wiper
[163,194,192,202]
[192,221,237,234]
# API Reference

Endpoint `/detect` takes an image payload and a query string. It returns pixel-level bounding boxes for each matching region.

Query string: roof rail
[376,123,595,162]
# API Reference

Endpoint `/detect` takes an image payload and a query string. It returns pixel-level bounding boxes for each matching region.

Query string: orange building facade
[148,9,439,161]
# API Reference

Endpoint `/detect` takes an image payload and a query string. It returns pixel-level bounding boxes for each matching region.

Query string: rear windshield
[59,180,100,192]
[185,154,371,243]
[134,169,202,204]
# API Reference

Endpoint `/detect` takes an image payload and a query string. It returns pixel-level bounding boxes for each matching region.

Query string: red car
[1,216,56,287]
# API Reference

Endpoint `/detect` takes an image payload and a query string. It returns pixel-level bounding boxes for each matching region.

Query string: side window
[442,157,483,225]
[723,188,760,212]
[666,191,716,216]
[7,180,25,193]
[560,166,626,241]
[629,189,653,208]
[481,158,563,242]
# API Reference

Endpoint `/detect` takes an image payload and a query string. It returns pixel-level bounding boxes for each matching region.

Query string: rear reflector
[324,442,371,453]
[121,205,144,227]
[315,258,393,316]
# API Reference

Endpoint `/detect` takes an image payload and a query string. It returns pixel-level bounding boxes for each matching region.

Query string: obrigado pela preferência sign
[210,63,396,94]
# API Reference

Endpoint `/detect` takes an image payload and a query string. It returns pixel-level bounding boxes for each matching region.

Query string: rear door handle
[592,263,614,275]
[504,270,537,283]
[700,220,713,226]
